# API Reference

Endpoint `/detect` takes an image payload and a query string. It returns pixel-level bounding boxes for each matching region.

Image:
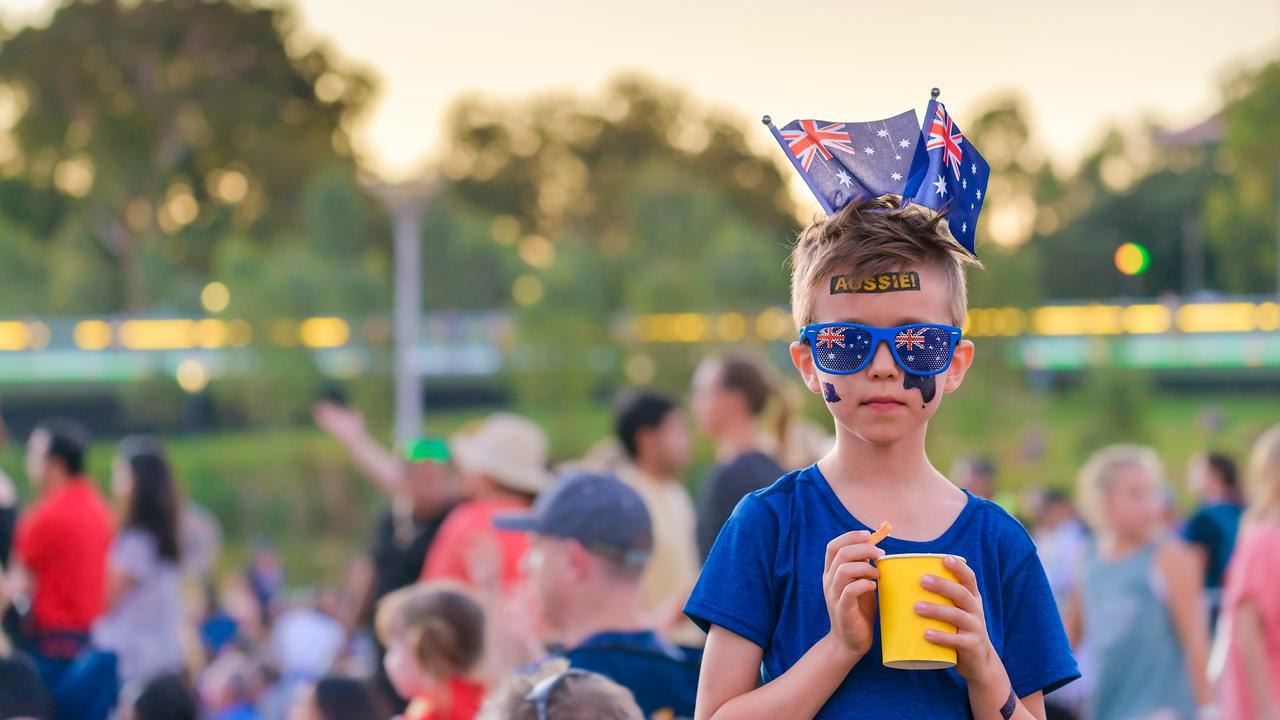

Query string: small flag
[766,110,922,215]
[902,99,989,254]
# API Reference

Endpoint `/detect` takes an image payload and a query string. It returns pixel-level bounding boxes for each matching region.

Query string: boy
[685,196,1078,719]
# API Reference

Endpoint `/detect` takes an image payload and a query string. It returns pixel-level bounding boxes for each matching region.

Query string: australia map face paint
[903,373,936,405]
[822,382,842,403]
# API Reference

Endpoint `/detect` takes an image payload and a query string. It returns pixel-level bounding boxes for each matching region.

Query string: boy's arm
[916,555,1050,720]
[694,529,883,720]
[695,626,862,720]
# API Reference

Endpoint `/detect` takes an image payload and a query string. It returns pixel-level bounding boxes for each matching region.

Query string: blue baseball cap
[494,471,653,567]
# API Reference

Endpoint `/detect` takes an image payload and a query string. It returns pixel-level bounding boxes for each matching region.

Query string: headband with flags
[765,93,989,255]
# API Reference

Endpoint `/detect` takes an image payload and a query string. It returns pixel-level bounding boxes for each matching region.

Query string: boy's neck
[823,423,944,495]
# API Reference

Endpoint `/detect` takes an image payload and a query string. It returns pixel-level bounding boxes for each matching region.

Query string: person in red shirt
[420,414,551,596]
[12,418,114,657]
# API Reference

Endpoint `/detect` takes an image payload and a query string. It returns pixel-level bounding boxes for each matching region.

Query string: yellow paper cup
[877,553,960,670]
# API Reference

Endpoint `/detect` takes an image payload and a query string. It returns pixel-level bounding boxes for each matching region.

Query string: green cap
[403,437,450,463]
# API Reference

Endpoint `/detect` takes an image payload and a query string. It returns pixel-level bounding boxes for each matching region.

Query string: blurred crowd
[0,351,1276,720]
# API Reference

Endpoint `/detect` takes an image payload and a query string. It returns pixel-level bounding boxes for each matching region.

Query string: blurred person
[12,419,118,720]
[264,589,347,720]
[1031,489,1092,719]
[92,437,186,688]
[476,659,643,720]
[495,472,700,719]
[1068,445,1213,720]
[246,541,285,627]
[314,401,457,607]
[375,581,487,720]
[951,455,997,500]
[1033,489,1090,610]
[689,354,786,559]
[420,414,552,597]
[287,676,380,720]
[1182,451,1245,626]
[0,653,54,720]
[199,648,264,720]
[611,391,702,646]
[0,466,18,647]
[315,400,458,712]
[126,673,198,720]
[1218,426,1280,719]
[0,565,54,720]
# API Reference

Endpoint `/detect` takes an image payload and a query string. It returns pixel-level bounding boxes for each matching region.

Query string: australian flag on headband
[900,99,989,254]
[767,97,989,255]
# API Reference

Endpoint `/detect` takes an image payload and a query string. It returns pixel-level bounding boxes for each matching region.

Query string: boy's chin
[841,419,923,447]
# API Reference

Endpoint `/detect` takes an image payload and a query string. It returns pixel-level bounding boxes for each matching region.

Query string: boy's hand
[823,530,884,662]
[914,555,1003,685]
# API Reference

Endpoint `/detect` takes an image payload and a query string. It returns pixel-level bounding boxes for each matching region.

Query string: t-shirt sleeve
[684,492,779,649]
[1183,510,1218,551]
[998,548,1081,697]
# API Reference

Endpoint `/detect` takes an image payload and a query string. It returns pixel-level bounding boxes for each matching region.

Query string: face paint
[822,382,842,403]
[903,373,936,404]
[829,271,921,295]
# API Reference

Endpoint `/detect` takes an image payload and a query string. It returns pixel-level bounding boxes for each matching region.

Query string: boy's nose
[865,341,900,380]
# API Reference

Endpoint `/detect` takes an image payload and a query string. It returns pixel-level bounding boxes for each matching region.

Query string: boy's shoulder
[958,492,1041,563]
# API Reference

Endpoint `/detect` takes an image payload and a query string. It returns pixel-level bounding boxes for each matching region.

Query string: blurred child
[1069,445,1212,720]
[287,676,380,720]
[128,673,198,720]
[376,582,486,720]
[199,648,264,720]
[477,659,643,720]
[1219,426,1280,719]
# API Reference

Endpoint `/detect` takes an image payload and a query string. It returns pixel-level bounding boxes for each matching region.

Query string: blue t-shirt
[685,465,1079,719]
[559,630,701,719]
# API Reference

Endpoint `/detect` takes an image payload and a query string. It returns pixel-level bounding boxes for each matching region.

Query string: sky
[3,0,1279,181]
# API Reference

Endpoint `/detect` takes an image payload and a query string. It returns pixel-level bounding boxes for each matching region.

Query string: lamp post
[367,177,436,446]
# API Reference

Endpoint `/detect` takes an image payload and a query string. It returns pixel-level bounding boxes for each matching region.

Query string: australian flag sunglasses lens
[806,324,957,375]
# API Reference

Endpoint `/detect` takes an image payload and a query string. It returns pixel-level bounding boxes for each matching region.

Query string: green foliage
[0,0,374,311]
[1205,60,1280,293]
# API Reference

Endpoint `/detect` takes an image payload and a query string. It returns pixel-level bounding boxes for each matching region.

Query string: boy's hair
[789,195,981,329]
[375,581,485,678]
[1076,444,1166,531]
[476,659,644,720]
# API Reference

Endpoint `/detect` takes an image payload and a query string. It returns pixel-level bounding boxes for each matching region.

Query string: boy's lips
[860,395,906,411]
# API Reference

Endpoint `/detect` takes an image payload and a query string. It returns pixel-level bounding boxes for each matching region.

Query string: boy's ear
[942,339,975,394]
[789,341,823,396]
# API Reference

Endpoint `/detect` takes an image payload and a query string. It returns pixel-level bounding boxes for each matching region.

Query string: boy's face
[789,262,974,447]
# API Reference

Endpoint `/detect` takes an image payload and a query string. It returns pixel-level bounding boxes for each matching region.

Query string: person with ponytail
[93,436,185,689]
[1219,425,1280,720]
[690,354,787,559]
[375,581,487,720]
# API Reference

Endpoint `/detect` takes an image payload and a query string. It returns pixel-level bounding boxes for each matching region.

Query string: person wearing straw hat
[420,413,553,597]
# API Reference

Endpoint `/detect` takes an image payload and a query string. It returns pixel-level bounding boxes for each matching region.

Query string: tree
[0,0,373,311]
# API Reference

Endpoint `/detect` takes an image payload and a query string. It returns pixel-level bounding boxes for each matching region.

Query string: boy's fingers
[831,543,885,568]
[825,530,872,571]
[921,628,964,648]
[838,578,876,606]
[913,601,975,631]
[921,575,980,613]
[832,560,880,587]
[944,555,980,596]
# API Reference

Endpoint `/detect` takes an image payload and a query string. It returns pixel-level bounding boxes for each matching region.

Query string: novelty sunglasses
[798,322,963,376]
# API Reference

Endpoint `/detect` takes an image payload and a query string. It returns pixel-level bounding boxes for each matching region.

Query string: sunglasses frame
[524,668,595,720]
[798,321,963,377]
